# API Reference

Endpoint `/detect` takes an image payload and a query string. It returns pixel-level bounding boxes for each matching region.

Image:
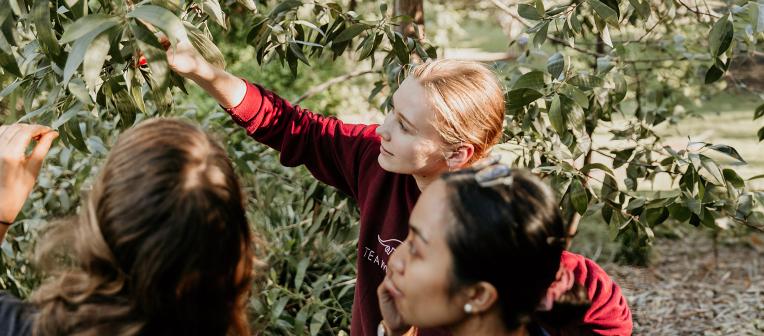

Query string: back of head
[32,119,253,336]
[440,166,589,331]
[411,59,505,163]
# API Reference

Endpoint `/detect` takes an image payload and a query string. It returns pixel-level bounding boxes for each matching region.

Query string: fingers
[7,124,52,158]
[158,35,171,50]
[26,130,58,174]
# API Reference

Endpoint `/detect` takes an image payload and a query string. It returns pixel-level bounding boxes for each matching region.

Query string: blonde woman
[166,38,631,335]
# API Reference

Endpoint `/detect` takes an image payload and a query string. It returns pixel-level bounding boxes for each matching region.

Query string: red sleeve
[225,79,380,199]
[561,251,633,335]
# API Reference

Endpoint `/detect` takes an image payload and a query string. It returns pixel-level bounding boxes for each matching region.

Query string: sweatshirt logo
[377,235,403,256]
[362,235,403,273]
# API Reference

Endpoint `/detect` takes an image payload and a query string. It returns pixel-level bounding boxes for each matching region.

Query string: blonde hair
[410,59,505,164]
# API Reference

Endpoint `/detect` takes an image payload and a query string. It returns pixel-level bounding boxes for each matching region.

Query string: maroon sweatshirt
[225,80,632,336]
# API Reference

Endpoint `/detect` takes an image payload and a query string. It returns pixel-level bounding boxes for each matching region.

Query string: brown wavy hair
[30,119,254,336]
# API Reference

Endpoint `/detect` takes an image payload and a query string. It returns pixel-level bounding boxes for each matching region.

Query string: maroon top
[225,80,632,336]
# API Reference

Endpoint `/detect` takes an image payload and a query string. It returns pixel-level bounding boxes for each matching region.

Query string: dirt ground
[602,233,764,335]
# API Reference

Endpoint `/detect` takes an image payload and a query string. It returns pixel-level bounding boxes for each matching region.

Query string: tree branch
[489,0,532,28]
[676,0,720,19]
[295,70,378,104]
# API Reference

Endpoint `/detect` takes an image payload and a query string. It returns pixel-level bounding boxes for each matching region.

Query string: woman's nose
[388,249,405,275]
[376,115,391,141]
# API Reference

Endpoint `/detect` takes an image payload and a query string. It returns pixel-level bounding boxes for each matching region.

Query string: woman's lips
[380,145,394,157]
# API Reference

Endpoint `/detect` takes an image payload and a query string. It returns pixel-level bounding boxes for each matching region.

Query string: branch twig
[676,0,720,19]
[295,70,378,104]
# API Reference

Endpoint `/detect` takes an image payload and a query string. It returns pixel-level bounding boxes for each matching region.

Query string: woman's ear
[445,144,475,169]
[463,281,499,314]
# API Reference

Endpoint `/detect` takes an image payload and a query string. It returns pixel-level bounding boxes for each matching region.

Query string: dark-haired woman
[0,120,254,335]
[377,163,625,336]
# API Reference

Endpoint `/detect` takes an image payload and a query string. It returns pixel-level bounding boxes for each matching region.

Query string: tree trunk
[394,0,425,42]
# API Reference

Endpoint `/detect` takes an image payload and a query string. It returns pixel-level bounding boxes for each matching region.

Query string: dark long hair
[30,119,254,336]
[441,168,589,331]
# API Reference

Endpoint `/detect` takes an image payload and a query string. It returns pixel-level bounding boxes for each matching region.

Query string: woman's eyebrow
[409,224,430,244]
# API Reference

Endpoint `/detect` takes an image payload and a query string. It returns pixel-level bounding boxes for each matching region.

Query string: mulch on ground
[602,233,764,335]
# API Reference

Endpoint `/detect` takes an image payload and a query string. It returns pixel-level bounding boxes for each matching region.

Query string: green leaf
[548,94,565,134]
[392,33,409,64]
[723,168,745,188]
[52,106,80,129]
[755,103,764,120]
[601,25,613,48]
[334,23,367,43]
[700,154,725,185]
[60,14,120,43]
[569,178,589,215]
[643,207,669,226]
[63,23,117,86]
[709,16,733,57]
[759,127,764,142]
[270,296,289,322]
[32,0,60,56]
[113,89,138,130]
[127,5,188,43]
[202,0,227,29]
[294,305,311,335]
[295,20,325,36]
[289,42,310,65]
[269,0,302,18]
[132,22,170,89]
[600,174,618,200]
[669,203,692,222]
[535,0,545,16]
[533,21,549,47]
[64,119,89,153]
[628,0,650,19]
[547,52,564,79]
[596,56,614,75]
[237,0,257,11]
[184,22,226,69]
[560,83,589,108]
[736,194,753,219]
[582,163,615,178]
[589,0,619,26]
[611,73,627,103]
[709,144,746,163]
[0,50,21,77]
[704,63,724,84]
[570,73,604,90]
[513,70,545,90]
[309,308,328,336]
[518,4,542,21]
[294,258,309,289]
[83,31,111,91]
[506,88,543,109]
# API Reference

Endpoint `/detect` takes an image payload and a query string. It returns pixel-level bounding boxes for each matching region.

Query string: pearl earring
[464,303,474,314]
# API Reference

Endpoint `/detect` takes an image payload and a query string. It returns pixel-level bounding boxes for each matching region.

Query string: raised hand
[0,124,58,224]
[163,36,246,109]
[377,274,412,336]
[165,38,212,79]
